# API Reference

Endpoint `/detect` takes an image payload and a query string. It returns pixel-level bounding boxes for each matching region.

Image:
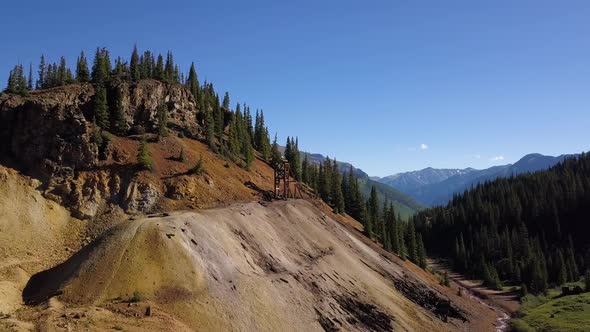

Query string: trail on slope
[428,260,518,332]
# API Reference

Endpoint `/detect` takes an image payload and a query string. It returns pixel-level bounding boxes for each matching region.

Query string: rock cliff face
[0,80,201,218]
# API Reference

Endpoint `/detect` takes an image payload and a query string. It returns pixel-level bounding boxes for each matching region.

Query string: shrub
[136,138,153,171]
[188,155,205,175]
[178,147,186,162]
[130,291,142,303]
[439,271,450,287]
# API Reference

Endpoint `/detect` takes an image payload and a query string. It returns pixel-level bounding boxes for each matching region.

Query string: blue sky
[1,1,589,176]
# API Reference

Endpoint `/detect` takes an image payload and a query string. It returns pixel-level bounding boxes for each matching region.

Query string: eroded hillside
[4,193,499,331]
[0,81,502,331]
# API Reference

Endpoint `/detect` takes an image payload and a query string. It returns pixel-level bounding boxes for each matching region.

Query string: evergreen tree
[271,134,282,166]
[136,138,153,171]
[203,107,215,149]
[92,47,110,84]
[417,233,427,269]
[76,51,90,83]
[155,54,164,80]
[222,92,230,111]
[164,51,174,81]
[186,62,199,100]
[253,110,271,160]
[244,140,255,169]
[301,154,309,184]
[407,220,418,263]
[292,138,302,180]
[5,65,28,95]
[37,55,46,89]
[366,186,378,237]
[5,67,17,93]
[331,159,345,213]
[57,56,67,85]
[93,85,110,129]
[130,45,140,81]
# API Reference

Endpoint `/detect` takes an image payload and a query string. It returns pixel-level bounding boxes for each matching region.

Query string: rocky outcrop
[0,84,98,174]
[0,80,199,174]
[124,180,161,213]
[0,80,200,218]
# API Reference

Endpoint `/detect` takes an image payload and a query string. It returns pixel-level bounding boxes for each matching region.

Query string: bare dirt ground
[0,156,504,331]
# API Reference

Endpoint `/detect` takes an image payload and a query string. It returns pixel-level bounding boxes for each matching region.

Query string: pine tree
[301,154,309,184]
[407,220,418,263]
[37,55,46,89]
[136,138,153,171]
[284,137,292,165]
[5,65,28,95]
[5,67,17,93]
[417,233,427,269]
[292,138,302,180]
[244,140,255,169]
[18,65,27,94]
[271,134,282,166]
[222,92,230,111]
[130,45,140,81]
[93,85,110,129]
[92,47,110,84]
[164,51,174,82]
[76,51,90,82]
[186,62,199,99]
[228,111,241,157]
[204,108,215,149]
[57,56,67,86]
[155,54,164,80]
[331,159,345,213]
[366,186,378,237]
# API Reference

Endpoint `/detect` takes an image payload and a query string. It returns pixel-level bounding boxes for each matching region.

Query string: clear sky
[1,0,589,176]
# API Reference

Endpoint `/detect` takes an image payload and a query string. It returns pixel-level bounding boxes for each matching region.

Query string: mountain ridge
[376,153,576,206]
[301,152,426,218]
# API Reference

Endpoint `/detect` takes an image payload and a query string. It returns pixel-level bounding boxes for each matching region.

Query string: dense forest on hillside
[414,153,590,294]
[3,46,428,270]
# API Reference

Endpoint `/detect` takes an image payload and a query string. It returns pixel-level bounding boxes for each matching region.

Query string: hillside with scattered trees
[3,46,428,272]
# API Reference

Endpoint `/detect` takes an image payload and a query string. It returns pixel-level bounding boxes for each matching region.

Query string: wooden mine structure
[273,160,304,200]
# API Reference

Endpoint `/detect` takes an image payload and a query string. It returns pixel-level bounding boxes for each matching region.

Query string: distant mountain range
[302,153,426,219]
[374,153,575,206]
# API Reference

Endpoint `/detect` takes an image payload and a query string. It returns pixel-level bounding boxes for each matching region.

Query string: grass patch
[519,292,590,332]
